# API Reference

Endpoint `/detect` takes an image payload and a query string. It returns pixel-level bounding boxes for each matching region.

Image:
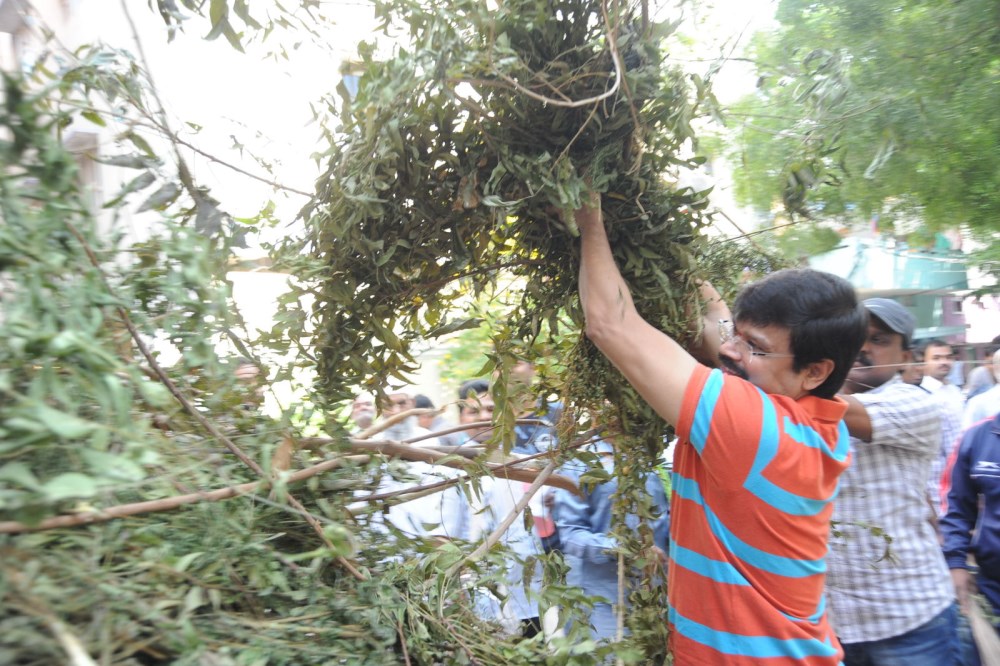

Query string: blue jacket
[554,457,670,604]
[941,413,1000,606]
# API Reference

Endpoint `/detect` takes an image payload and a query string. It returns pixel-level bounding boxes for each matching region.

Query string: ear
[802,358,836,392]
[687,282,732,368]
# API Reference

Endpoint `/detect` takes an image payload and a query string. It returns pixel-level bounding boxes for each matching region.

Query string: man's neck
[842,372,901,395]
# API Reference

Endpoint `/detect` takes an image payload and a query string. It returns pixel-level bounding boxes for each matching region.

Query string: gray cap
[863,298,915,348]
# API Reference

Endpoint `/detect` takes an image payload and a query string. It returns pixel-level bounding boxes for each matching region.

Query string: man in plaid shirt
[827,298,961,665]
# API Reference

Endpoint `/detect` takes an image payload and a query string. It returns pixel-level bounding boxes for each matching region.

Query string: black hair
[457,379,490,413]
[733,268,868,399]
[234,356,259,368]
[413,394,434,409]
[917,338,951,354]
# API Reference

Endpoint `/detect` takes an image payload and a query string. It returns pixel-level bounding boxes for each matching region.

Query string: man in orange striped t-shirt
[574,194,867,664]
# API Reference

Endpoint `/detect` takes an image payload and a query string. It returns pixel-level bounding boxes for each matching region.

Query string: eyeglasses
[718,320,794,366]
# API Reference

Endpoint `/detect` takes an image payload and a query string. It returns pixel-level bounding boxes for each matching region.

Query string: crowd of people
[340,194,1000,664]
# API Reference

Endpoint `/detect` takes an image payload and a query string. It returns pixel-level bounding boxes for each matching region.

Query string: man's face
[459,393,495,443]
[900,352,924,386]
[923,343,954,382]
[379,392,416,441]
[718,322,819,399]
[234,364,264,407]
[844,320,908,394]
[380,392,412,418]
[351,395,375,429]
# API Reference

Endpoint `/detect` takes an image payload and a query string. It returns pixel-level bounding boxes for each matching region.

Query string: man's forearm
[576,197,635,345]
[572,194,700,426]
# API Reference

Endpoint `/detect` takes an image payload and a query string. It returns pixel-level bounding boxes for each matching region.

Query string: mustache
[854,353,873,368]
[720,356,749,381]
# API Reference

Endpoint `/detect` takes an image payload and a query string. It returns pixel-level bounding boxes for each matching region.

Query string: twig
[355,474,468,505]
[492,11,624,110]
[342,438,580,494]
[168,132,313,198]
[0,455,370,534]
[441,616,482,665]
[61,49,364,579]
[396,617,412,666]
[616,547,626,664]
[446,459,559,578]
[712,208,773,256]
[351,431,602,505]
[6,571,99,666]
[19,224,373,583]
[601,0,642,150]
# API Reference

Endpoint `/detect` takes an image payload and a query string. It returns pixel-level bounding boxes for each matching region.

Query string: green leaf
[138,380,173,409]
[34,404,97,439]
[174,552,204,573]
[183,585,205,613]
[194,199,225,235]
[80,449,145,482]
[0,462,42,490]
[426,318,484,338]
[126,132,156,158]
[94,154,158,169]
[233,0,263,30]
[209,0,227,26]
[41,473,99,501]
[136,182,181,213]
[221,22,245,53]
[80,110,106,127]
[577,467,612,488]
[103,171,157,208]
[205,0,232,43]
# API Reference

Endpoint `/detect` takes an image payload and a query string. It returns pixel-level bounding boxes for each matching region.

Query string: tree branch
[446,458,559,578]
[0,455,369,535]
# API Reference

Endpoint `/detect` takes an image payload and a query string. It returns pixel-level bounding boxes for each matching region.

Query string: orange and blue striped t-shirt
[669,365,851,665]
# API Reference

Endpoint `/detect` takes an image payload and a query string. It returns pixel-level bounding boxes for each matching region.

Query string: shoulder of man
[960,416,1000,459]
[855,376,940,414]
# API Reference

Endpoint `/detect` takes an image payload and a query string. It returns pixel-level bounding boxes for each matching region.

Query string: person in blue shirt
[456,377,546,638]
[942,413,1000,622]
[553,436,670,641]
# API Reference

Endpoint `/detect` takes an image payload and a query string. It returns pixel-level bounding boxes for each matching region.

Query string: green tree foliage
[726,0,1000,247]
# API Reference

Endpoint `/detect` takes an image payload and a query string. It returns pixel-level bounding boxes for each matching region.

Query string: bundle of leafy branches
[295,0,752,436]
[0,25,647,666]
[280,0,783,660]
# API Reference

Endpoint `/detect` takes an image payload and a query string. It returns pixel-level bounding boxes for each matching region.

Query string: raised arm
[576,195,701,427]
[838,394,873,442]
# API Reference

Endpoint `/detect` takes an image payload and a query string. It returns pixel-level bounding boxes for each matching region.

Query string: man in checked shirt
[828,298,963,665]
